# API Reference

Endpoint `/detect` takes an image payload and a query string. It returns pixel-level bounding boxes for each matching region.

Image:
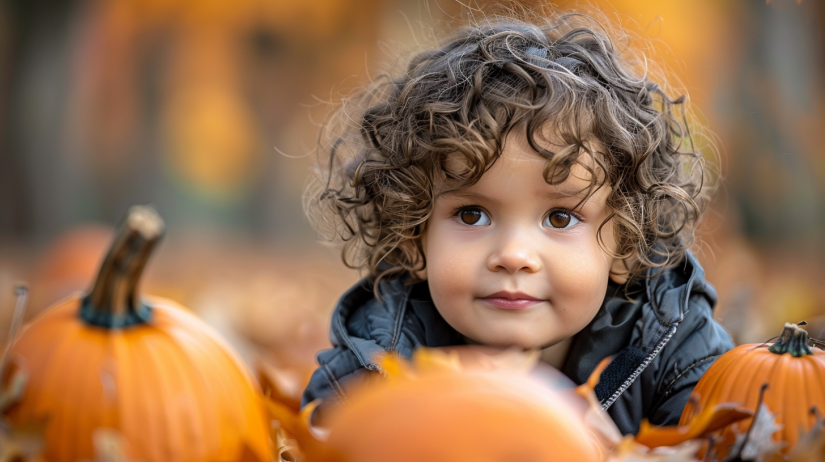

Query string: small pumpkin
[3,206,271,462]
[679,322,825,459]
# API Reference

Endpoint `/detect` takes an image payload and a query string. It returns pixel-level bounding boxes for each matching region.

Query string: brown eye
[458,208,490,226]
[544,211,579,229]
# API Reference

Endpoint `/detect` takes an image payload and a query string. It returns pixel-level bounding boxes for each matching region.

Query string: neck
[539,337,573,370]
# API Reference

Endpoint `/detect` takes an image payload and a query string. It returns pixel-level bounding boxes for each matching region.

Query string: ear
[413,230,428,281]
[608,256,629,285]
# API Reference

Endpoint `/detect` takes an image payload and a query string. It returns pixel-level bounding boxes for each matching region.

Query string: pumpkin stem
[80,205,165,329]
[768,322,813,357]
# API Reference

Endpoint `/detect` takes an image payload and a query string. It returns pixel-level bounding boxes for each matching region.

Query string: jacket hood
[328,275,464,372]
[645,251,717,326]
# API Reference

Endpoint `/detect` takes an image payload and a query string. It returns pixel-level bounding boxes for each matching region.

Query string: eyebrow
[444,187,592,204]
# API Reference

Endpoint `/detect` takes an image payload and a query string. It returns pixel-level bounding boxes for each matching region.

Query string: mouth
[479,291,544,310]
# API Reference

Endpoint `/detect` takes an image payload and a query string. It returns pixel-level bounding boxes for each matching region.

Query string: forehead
[439,130,607,199]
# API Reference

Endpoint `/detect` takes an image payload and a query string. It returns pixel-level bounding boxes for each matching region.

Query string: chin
[474,332,548,351]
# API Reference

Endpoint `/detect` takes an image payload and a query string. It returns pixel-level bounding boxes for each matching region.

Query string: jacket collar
[645,251,716,327]
[329,276,463,372]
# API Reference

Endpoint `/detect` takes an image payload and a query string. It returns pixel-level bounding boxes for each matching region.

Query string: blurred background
[0,0,822,378]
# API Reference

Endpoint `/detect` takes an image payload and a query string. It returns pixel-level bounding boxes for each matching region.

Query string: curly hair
[304,11,714,296]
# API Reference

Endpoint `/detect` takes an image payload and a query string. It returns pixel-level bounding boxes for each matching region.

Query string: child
[301,11,733,435]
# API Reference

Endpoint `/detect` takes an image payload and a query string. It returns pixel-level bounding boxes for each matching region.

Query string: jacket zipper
[601,324,679,410]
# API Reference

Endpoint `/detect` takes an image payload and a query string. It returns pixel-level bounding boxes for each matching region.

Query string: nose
[487,231,542,274]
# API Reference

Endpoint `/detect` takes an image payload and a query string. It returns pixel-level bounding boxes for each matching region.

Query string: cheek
[422,227,478,302]
[549,235,613,300]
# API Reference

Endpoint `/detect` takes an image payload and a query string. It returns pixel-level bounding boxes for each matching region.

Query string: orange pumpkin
[3,206,271,462]
[319,348,605,462]
[680,322,825,459]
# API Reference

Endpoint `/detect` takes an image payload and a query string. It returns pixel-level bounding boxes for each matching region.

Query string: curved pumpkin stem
[769,322,813,357]
[80,205,165,329]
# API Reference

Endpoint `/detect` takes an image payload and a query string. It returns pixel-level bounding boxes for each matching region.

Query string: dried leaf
[406,346,540,377]
[262,396,343,462]
[444,346,540,373]
[0,421,45,462]
[0,366,43,462]
[635,402,752,448]
[257,360,313,413]
[263,398,316,444]
[607,436,701,461]
[582,397,624,450]
[730,403,785,461]
[80,429,141,462]
[775,413,825,462]
[0,285,30,413]
[576,357,611,400]
[575,358,623,450]
[274,427,301,462]
[378,352,418,381]
[0,370,26,413]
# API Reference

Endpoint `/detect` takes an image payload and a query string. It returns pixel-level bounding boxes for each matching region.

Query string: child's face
[420,132,623,350]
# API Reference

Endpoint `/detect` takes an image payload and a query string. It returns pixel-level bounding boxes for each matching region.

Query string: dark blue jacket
[302,252,734,434]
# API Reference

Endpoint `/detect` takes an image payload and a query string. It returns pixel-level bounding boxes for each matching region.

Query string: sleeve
[646,294,735,426]
[301,346,368,408]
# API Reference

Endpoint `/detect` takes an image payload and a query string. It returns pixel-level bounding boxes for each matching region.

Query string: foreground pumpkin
[679,322,825,459]
[323,348,604,462]
[264,347,606,462]
[3,206,270,462]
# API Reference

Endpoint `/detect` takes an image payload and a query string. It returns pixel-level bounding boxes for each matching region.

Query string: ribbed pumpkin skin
[5,295,270,462]
[680,343,825,458]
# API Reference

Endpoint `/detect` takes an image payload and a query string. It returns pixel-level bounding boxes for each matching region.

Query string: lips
[479,291,544,310]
